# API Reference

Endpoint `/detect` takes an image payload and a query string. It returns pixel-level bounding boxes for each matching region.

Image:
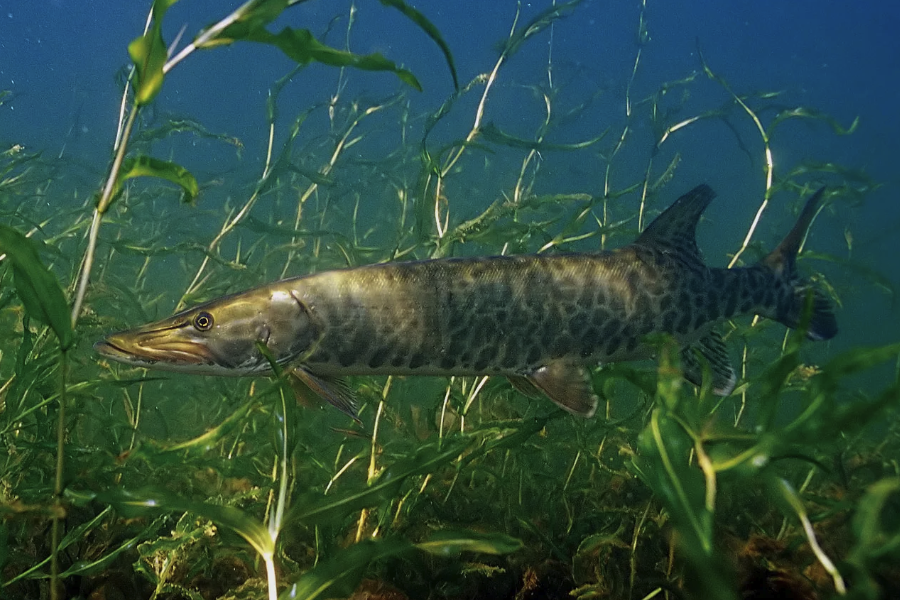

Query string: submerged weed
[0,1,897,600]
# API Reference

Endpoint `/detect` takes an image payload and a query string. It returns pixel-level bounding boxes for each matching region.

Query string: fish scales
[95,184,838,418]
[296,252,669,377]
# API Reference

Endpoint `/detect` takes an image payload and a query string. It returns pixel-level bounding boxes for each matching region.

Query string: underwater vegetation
[0,1,898,599]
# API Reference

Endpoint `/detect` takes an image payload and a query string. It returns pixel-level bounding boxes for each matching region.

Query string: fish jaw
[95,284,323,376]
[94,323,255,375]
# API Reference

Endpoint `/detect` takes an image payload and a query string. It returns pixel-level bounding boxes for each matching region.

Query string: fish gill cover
[0,1,898,600]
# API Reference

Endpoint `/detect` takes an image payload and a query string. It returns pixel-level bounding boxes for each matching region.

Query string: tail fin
[762,187,837,341]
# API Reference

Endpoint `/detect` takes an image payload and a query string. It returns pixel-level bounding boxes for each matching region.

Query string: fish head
[94,286,321,375]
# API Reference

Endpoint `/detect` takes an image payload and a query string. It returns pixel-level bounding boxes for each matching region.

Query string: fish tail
[761,187,837,341]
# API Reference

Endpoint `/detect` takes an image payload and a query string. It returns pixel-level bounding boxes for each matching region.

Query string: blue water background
[1,0,898,355]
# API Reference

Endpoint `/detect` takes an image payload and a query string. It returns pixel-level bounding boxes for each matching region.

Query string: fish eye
[193,311,214,331]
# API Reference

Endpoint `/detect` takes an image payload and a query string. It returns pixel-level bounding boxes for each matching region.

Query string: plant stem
[70,106,140,326]
[264,554,277,600]
[50,350,68,600]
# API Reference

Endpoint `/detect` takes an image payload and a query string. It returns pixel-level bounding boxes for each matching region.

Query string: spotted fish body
[299,250,756,375]
[95,185,837,418]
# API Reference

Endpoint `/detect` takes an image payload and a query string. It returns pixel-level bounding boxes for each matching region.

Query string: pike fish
[95,185,837,418]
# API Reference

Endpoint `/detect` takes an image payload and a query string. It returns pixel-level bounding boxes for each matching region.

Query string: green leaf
[134,117,244,152]
[633,408,711,553]
[288,437,470,527]
[818,343,900,384]
[269,27,422,91]
[4,509,163,584]
[755,349,801,432]
[280,538,415,600]
[480,122,608,151]
[154,399,257,454]
[60,516,166,578]
[504,0,582,57]
[633,407,737,600]
[0,225,73,350]
[852,478,900,560]
[765,476,847,594]
[416,529,523,557]
[377,0,458,90]
[127,0,179,105]
[198,13,422,91]
[113,155,200,205]
[91,488,274,557]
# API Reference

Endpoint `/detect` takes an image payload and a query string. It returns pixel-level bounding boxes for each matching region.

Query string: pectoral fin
[526,360,598,418]
[680,330,736,396]
[289,367,360,421]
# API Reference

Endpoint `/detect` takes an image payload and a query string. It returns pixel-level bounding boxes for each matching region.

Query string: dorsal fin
[635,184,716,261]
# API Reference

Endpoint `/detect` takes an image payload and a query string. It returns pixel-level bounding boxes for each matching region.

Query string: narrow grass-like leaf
[755,349,801,432]
[280,538,414,600]
[765,476,846,594]
[134,117,244,152]
[377,0,458,90]
[770,106,859,136]
[60,516,166,578]
[416,529,523,557]
[845,477,900,599]
[504,0,582,57]
[852,477,900,560]
[461,416,552,467]
[91,488,274,557]
[158,400,257,454]
[0,225,73,350]
[199,15,422,91]
[634,408,711,552]
[3,507,115,584]
[480,122,607,151]
[818,343,900,385]
[113,155,200,205]
[128,0,179,105]
[288,437,470,527]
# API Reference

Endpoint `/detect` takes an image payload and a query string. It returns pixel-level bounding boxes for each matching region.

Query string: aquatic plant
[0,1,897,600]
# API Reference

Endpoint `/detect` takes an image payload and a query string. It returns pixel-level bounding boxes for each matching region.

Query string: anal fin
[289,367,360,422]
[507,375,543,399]
[525,360,598,418]
[680,330,736,396]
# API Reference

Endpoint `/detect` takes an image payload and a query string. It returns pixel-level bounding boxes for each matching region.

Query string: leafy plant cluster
[0,1,897,599]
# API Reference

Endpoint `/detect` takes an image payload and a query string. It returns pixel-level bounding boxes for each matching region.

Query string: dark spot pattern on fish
[368,347,390,369]
[661,309,677,332]
[676,312,692,335]
[409,352,426,369]
[605,337,621,356]
[338,349,359,368]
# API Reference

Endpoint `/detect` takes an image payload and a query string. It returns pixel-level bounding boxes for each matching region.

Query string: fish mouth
[94,330,215,369]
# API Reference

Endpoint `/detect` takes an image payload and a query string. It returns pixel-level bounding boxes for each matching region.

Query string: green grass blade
[377,0,458,90]
[156,400,257,454]
[288,437,470,527]
[504,0,582,57]
[853,477,900,560]
[416,529,523,557]
[91,488,274,557]
[128,0,179,105]
[3,507,115,585]
[280,538,414,600]
[0,225,73,349]
[634,409,711,552]
[200,17,422,91]
[59,516,166,578]
[114,155,200,204]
